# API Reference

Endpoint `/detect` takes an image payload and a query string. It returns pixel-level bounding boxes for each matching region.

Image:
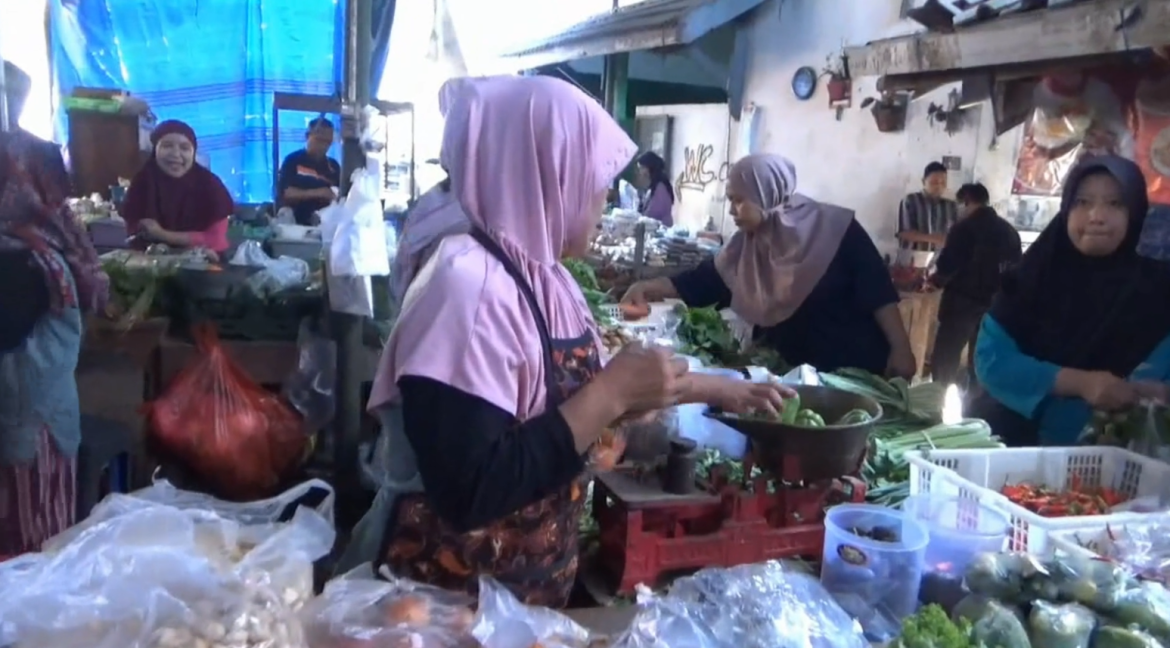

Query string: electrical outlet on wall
[942,155,962,171]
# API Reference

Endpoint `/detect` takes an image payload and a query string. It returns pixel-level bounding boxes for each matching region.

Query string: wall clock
[792,66,818,101]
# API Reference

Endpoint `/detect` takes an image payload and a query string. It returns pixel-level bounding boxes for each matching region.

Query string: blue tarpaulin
[50,0,343,204]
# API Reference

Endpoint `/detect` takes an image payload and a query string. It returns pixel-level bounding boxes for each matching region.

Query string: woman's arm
[975,315,1065,417]
[400,376,593,532]
[151,218,229,251]
[842,221,913,355]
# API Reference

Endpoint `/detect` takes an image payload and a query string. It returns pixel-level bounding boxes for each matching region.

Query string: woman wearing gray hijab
[623,154,915,377]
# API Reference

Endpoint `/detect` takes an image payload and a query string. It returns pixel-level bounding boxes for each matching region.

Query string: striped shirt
[898,192,958,251]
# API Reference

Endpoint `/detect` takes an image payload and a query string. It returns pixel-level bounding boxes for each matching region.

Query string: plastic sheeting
[49,0,342,204]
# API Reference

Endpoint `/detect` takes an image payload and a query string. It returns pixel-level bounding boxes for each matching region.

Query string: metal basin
[704,384,881,482]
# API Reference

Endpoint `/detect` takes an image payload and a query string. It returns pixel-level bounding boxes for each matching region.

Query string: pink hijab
[369,76,637,416]
[715,154,854,327]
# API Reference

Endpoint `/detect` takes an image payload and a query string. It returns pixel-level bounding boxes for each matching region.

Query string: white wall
[730,0,1023,255]
[636,103,733,233]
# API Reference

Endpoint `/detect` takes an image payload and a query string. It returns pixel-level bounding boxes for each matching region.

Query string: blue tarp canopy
[49,0,393,204]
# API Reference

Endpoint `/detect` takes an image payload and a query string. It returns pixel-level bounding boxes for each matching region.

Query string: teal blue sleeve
[1130,334,1170,381]
[974,315,1062,418]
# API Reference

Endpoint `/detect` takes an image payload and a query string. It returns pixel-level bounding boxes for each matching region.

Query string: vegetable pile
[938,551,1170,648]
[562,258,614,326]
[890,604,977,648]
[1082,406,1170,458]
[742,391,872,428]
[1001,478,1127,517]
[673,304,786,371]
[100,257,172,328]
[820,369,1003,506]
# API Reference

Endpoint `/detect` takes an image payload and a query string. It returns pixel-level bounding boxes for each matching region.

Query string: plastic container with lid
[902,495,1009,611]
[821,504,929,642]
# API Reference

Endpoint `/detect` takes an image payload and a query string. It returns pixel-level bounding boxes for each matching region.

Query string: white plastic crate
[602,304,623,322]
[905,446,1170,554]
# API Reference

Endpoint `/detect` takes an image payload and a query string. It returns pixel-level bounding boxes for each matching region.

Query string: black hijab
[637,152,674,203]
[973,156,1170,444]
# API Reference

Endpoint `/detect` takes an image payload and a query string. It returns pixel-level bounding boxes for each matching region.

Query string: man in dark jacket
[930,182,1022,386]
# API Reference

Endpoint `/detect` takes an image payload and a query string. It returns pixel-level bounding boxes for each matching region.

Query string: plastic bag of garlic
[0,501,335,648]
[299,564,478,648]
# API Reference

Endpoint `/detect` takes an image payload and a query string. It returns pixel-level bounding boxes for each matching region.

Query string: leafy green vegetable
[890,604,978,648]
[561,259,613,325]
[674,304,739,365]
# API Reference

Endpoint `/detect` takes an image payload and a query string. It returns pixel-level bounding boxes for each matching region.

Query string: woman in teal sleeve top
[969,156,1170,446]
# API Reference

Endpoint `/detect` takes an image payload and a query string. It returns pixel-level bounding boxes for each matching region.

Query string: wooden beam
[845,0,1170,77]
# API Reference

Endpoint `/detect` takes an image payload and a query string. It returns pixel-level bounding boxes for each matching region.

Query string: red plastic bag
[145,324,306,499]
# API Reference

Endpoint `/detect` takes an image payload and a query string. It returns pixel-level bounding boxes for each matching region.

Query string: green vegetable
[952,595,1031,648]
[1027,600,1095,648]
[780,393,801,425]
[674,305,739,365]
[795,409,825,427]
[561,259,613,325]
[890,603,977,648]
[836,408,873,425]
[1094,626,1165,648]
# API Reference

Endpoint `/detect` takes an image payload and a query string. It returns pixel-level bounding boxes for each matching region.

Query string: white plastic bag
[471,576,594,648]
[1,504,329,648]
[330,163,390,277]
[46,478,336,552]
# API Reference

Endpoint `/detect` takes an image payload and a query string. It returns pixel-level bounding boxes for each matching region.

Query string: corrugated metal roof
[499,0,765,68]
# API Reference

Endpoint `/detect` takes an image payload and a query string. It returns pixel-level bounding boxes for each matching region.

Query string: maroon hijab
[122,120,233,243]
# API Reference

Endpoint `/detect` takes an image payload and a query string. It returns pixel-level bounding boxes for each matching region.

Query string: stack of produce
[1000,479,1127,517]
[673,305,784,371]
[819,369,1003,506]
[99,256,173,329]
[1082,406,1170,459]
[563,258,615,326]
[892,551,1170,648]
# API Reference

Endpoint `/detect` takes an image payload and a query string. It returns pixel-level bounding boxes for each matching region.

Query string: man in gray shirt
[898,162,959,252]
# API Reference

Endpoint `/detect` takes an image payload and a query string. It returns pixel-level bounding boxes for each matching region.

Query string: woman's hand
[620,281,651,308]
[598,343,689,413]
[709,379,794,417]
[1077,371,1145,411]
[139,218,165,238]
[886,345,918,380]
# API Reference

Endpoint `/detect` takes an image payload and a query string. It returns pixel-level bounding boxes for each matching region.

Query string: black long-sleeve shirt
[933,206,1022,307]
[398,376,585,532]
[671,219,900,374]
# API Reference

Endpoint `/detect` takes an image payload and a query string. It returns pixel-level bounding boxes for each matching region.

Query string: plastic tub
[821,504,929,642]
[903,495,1009,611]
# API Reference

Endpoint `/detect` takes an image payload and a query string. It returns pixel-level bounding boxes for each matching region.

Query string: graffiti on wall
[675,143,730,194]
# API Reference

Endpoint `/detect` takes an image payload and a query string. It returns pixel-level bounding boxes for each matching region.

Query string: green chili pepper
[780,394,801,425]
[796,409,826,427]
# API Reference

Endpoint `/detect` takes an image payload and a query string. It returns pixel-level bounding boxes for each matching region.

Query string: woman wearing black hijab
[969,156,1170,446]
[636,152,675,226]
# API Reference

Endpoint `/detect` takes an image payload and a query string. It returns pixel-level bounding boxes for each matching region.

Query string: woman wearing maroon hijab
[122,120,234,254]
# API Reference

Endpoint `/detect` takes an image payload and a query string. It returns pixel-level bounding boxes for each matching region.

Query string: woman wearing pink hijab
[365,77,789,606]
[624,154,915,378]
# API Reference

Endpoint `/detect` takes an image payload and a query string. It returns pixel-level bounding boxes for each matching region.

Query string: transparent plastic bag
[0,505,315,648]
[471,576,594,648]
[51,478,335,549]
[300,565,476,648]
[610,586,721,648]
[661,561,867,648]
[283,321,337,433]
[964,551,1130,609]
[1026,601,1095,648]
[950,596,1030,648]
[1063,513,1170,583]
